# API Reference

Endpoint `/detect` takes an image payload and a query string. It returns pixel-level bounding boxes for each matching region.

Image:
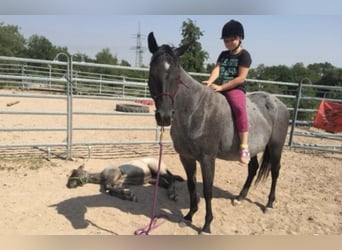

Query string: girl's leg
[222,89,250,164]
[239,131,250,164]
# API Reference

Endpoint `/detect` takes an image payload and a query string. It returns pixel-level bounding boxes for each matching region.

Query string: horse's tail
[255,145,271,185]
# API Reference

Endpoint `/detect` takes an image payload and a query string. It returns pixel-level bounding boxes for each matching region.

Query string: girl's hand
[208,83,223,92]
[202,80,212,86]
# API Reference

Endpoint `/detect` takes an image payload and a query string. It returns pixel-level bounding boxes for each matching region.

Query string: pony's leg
[234,156,259,204]
[108,186,137,202]
[165,175,178,201]
[179,155,198,224]
[156,173,178,201]
[198,155,216,234]
[99,184,106,193]
[149,169,179,201]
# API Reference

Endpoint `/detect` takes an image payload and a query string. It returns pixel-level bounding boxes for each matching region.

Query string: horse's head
[66,164,89,188]
[147,32,190,126]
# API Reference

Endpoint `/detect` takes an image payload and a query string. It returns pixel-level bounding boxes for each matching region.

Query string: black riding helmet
[221,19,244,39]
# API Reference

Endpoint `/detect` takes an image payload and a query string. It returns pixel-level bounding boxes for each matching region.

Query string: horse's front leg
[199,154,216,234]
[179,155,198,225]
[107,185,137,202]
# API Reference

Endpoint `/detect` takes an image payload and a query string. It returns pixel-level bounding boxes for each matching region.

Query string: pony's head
[66,164,89,188]
[147,32,190,126]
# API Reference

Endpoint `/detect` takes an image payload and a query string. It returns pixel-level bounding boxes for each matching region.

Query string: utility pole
[131,22,145,67]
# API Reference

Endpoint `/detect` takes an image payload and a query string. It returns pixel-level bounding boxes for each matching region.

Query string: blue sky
[1,0,342,15]
[1,1,342,68]
[1,15,341,68]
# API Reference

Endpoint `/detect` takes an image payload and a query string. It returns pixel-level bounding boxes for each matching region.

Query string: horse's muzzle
[155,110,173,126]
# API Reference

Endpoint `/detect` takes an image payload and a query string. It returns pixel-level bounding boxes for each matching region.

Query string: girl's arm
[202,64,220,85]
[209,66,249,92]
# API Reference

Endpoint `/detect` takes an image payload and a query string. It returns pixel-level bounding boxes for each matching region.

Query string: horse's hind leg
[234,156,259,205]
[265,156,281,212]
[264,142,284,212]
[179,155,199,225]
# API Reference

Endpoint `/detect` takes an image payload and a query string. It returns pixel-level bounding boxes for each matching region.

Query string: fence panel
[1,55,341,158]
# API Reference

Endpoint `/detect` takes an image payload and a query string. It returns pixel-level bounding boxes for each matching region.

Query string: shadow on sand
[50,182,264,234]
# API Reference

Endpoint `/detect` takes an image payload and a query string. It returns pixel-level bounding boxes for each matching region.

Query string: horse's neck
[176,68,207,109]
[87,172,102,184]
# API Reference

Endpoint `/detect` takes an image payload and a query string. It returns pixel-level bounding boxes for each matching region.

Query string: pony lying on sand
[66,157,184,202]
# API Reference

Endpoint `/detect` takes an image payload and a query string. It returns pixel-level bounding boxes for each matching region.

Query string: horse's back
[247,91,289,132]
[248,91,289,120]
[247,91,290,153]
[172,86,289,159]
[216,91,289,159]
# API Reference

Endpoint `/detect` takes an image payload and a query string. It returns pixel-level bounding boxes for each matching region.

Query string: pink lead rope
[134,127,167,235]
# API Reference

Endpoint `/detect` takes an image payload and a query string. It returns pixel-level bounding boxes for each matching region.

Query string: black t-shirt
[216,49,252,89]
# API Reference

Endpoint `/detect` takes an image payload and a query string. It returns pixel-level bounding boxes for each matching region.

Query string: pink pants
[221,88,248,132]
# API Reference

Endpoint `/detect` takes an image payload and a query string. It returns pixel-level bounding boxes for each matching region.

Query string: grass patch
[0,157,59,171]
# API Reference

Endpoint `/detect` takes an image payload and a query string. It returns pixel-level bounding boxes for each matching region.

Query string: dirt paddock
[0,90,341,235]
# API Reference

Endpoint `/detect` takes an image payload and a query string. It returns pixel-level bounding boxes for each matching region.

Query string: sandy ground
[0,90,341,235]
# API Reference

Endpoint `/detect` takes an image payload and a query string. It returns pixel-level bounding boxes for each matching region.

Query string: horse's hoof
[199,231,211,235]
[264,207,273,213]
[232,199,242,206]
[178,219,191,228]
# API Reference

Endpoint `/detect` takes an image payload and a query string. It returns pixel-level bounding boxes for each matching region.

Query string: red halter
[152,78,188,104]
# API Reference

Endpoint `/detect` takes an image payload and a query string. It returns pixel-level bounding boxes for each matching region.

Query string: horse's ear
[78,163,85,170]
[175,43,191,57]
[148,32,159,54]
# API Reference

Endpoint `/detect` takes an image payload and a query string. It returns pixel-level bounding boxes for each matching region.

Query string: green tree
[26,34,68,60]
[0,22,26,56]
[291,62,311,82]
[95,48,118,65]
[307,63,327,83]
[72,52,94,63]
[95,48,119,75]
[120,59,131,67]
[248,64,265,79]
[178,19,208,73]
[316,68,342,99]
[205,62,216,73]
[325,68,342,87]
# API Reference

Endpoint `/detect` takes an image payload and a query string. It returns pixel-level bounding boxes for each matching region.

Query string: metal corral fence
[0,55,341,159]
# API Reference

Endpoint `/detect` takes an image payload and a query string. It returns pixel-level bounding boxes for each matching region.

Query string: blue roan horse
[147,32,290,234]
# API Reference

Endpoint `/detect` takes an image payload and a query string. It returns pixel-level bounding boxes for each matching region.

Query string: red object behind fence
[313,100,342,133]
[135,100,155,106]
